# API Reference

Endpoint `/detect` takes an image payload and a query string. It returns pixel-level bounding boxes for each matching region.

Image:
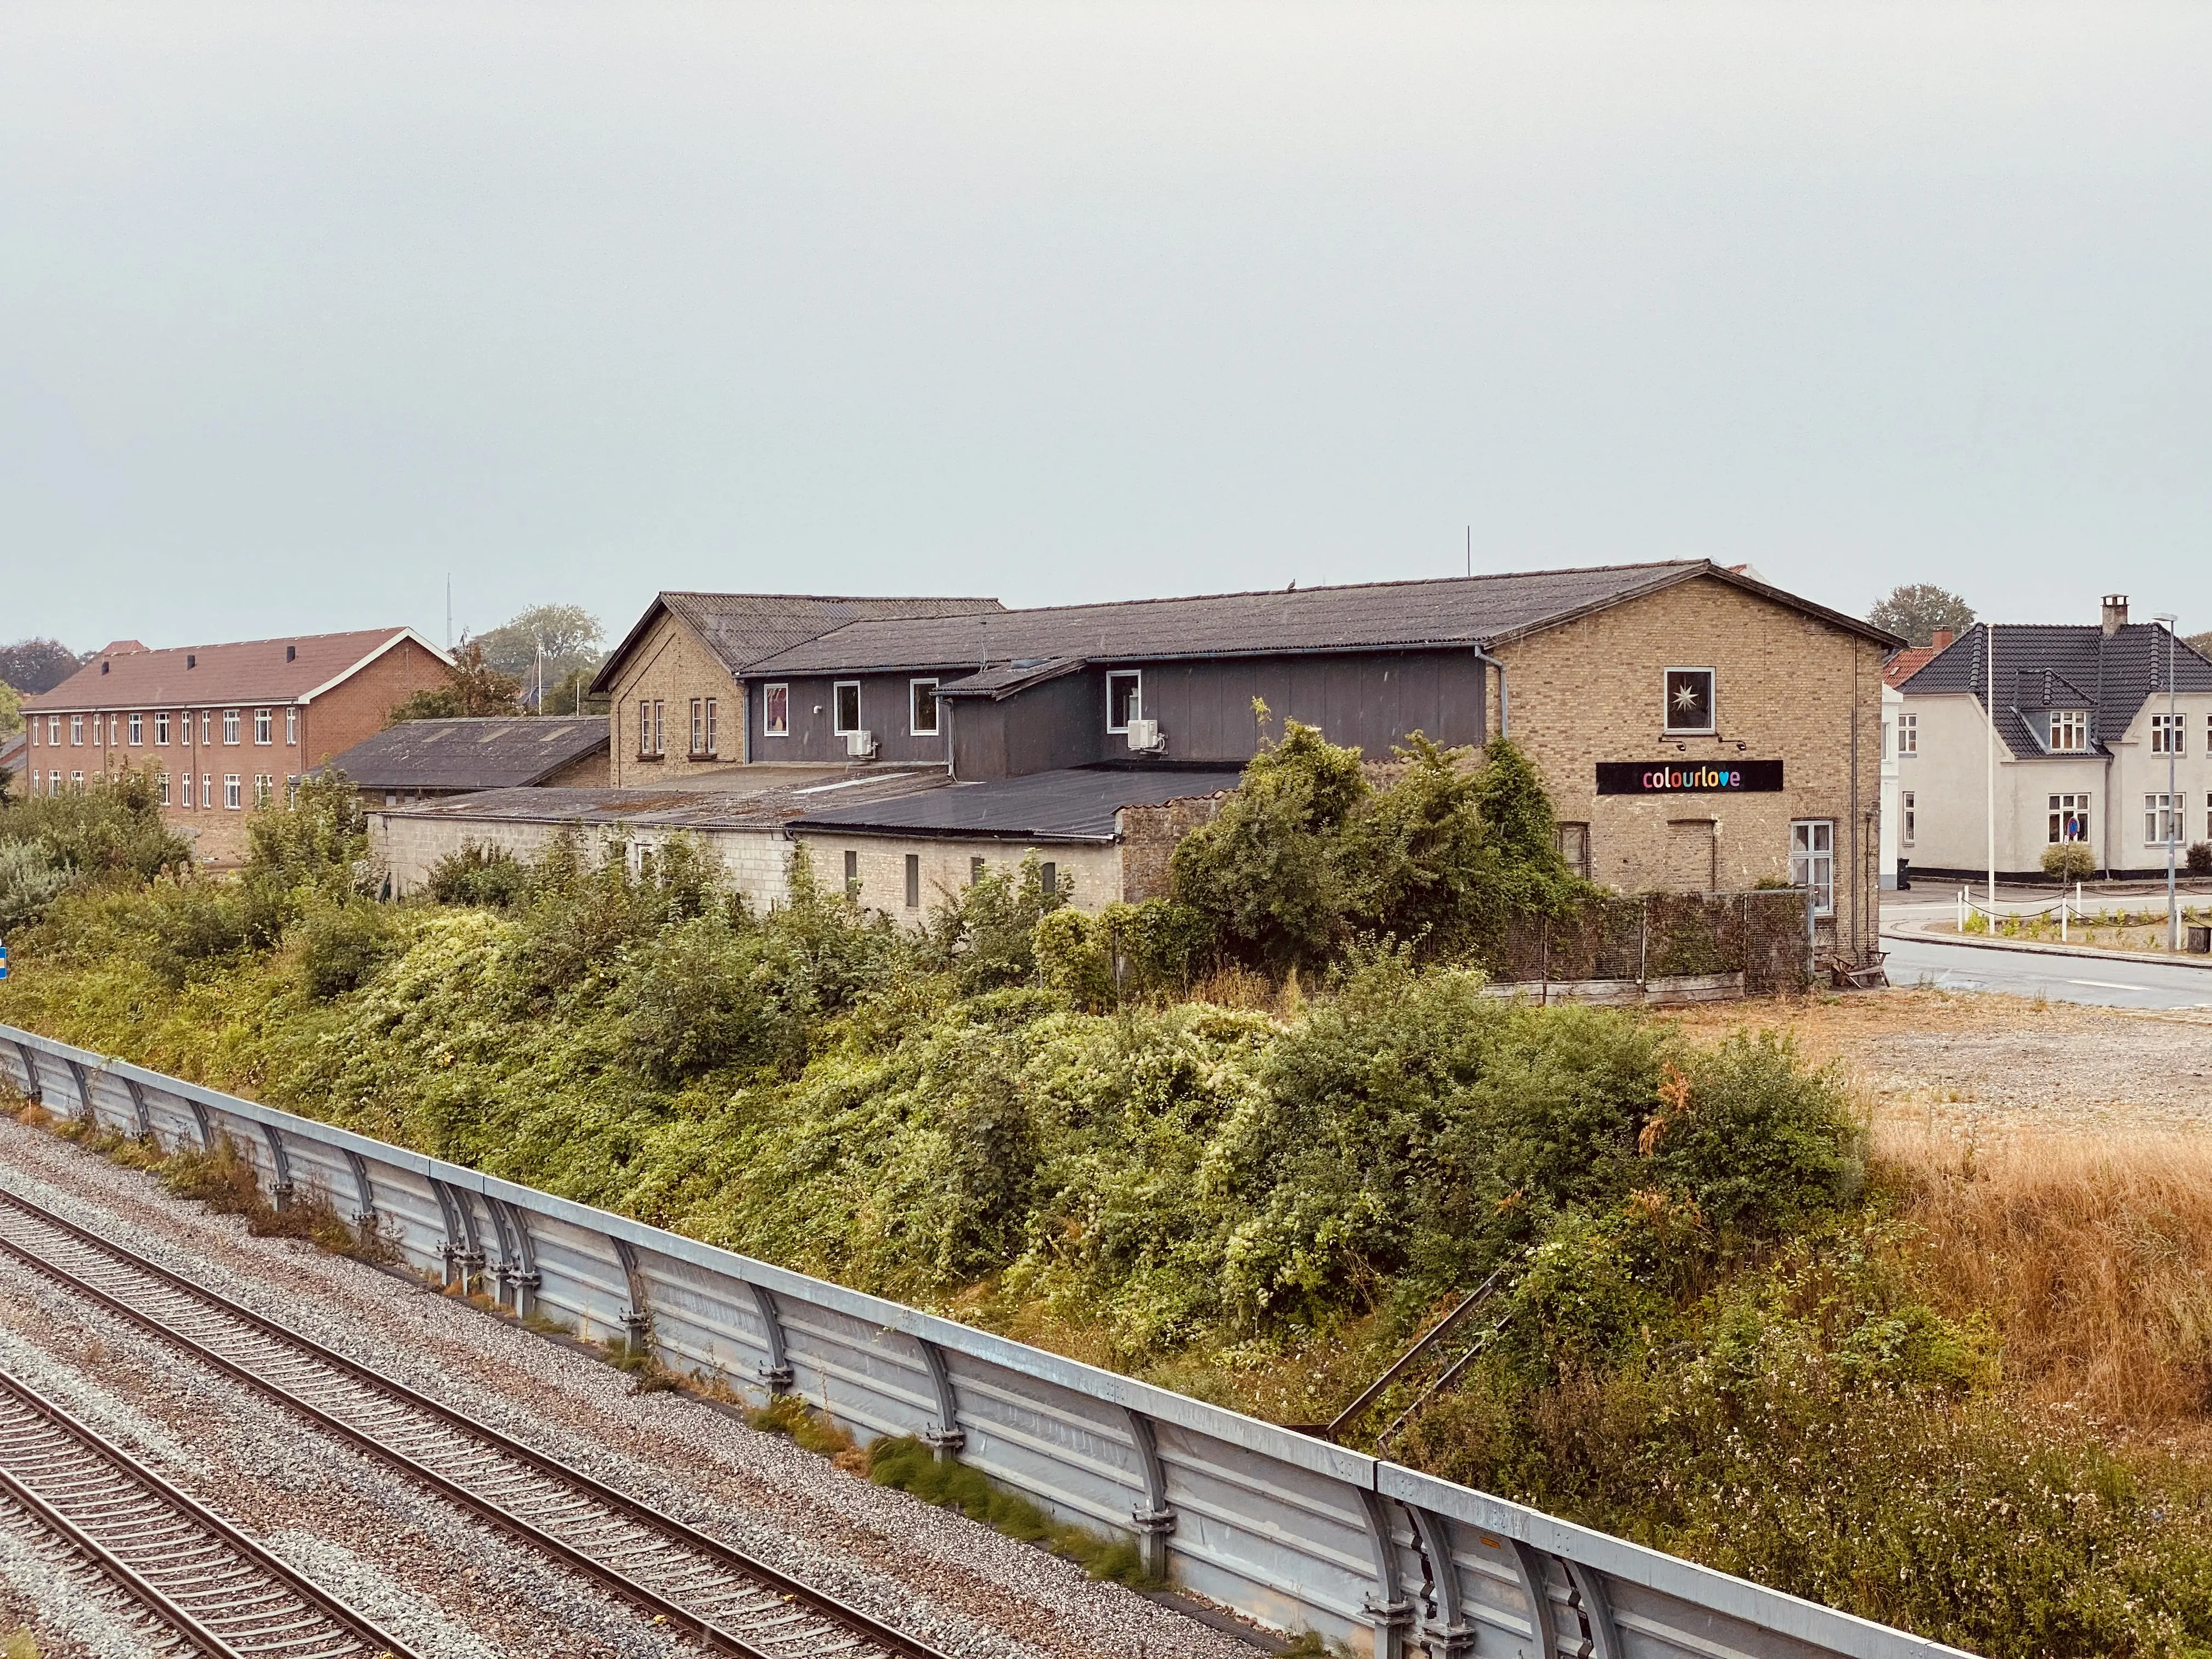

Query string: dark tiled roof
[25,630,447,714]
[743,561,1898,678]
[372,768,949,831]
[592,592,1005,692]
[314,718,608,790]
[1897,623,2212,756]
[787,765,1248,844]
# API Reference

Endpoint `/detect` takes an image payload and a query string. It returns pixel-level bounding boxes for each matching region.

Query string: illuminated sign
[1596,760,1784,795]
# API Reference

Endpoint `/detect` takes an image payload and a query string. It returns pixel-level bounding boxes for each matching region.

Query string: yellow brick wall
[791,833,1122,924]
[601,611,749,786]
[1490,573,1886,961]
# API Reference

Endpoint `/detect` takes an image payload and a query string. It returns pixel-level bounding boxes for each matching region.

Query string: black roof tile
[1898,623,2212,757]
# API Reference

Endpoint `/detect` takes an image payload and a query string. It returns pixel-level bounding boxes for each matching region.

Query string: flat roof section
[786,765,1248,844]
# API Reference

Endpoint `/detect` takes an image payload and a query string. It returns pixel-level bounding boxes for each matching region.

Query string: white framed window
[1902,791,1915,846]
[704,697,716,756]
[47,771,60,796]
[69,770,83,791]
[285,775,297,803]
[762,684,789,737]
[157,771,170,806]
[200,774,212,807]
[254,708,272,745]
[1663,668,1716,735]
[2147,793,2183,845]
[223,709,240,744]
[200,713,211,744]
[690,698,706,756]
[1898,711,1917,754]
[128,713,143,745]
[2152,713,2186,755]
[69,715,82,746]
[253,774,273,806]
[636,699,666,758]
[1556,822,1591,878]
[180,772,193,808]
[2207,791,2211,840]
[1106,671,1142,733]
[1791,819,1835,916]
[223,774,241,810]
[910,679,940,737]
[833,681,862,735]
[2050,710,2089,752]
[285,708,297,745]
[47,715,60,746]
[2048,793,2090,844]
[154,711,169,745]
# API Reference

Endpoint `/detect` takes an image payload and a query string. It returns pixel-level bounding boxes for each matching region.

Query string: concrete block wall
[791,833,1123,923]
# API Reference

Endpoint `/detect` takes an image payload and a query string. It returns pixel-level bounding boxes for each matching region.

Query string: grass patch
[865,1436,1156,1586]
[743,1391,857,1458]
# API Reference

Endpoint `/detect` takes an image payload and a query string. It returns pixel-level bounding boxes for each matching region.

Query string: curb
[1879,925,2212,972]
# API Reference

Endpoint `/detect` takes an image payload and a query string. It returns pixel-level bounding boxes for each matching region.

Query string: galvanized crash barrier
[0,1023,1974,1659]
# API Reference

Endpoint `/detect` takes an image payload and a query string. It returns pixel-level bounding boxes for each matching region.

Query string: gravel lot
[0,1115,1270,1659]
[1678,986,2212,1132]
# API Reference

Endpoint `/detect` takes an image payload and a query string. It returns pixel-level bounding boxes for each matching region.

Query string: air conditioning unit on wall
[1126,718,1164,753]
[845,730,877,759]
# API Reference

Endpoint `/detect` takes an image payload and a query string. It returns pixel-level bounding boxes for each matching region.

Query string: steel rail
[0,1364,414,1659]
[0,1187,954,1659]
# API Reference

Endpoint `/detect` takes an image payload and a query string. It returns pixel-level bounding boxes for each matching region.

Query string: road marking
[2067,978,2146,991]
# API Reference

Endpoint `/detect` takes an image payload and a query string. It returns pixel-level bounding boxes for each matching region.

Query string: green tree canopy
[0,637,83,695]
[387,642,524,723]
[472,604,607,707]
[1867,584,1975,647]
[2187,629,2212,662]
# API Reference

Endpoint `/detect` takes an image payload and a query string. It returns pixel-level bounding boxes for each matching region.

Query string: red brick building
[22,629,456,864]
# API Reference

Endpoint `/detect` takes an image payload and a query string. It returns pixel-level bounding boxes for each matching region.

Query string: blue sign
[0,943,8,981]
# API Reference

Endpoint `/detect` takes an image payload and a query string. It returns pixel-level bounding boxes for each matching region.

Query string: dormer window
[2050,710,2089,753]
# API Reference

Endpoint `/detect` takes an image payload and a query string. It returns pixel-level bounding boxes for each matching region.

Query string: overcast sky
[4,2,2209,654]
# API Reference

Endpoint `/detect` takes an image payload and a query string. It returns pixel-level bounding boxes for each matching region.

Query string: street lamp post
[2159,613,2180,949]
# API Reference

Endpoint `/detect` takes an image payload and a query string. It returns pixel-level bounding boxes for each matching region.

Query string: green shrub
[2188,842,2211,877]
[924,854,1066,994]
[0,768,189,890]
[427,842,533,909]
[1035,899,1216,1008]
[0,839,70,930]
[867,1437,1156,1584]
[296,898,398,1000]
[2042,842,2096,882]
[618,909,811,1082]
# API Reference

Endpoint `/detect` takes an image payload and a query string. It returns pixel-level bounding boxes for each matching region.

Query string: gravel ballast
[0,1114,1273,1659]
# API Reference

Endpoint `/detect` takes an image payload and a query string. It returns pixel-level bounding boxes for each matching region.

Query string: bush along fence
[1482,889,1814,1006]
[0,1023,1967,1659]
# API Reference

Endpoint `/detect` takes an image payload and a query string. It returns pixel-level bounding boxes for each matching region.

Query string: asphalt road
[1881,933,2212,1011]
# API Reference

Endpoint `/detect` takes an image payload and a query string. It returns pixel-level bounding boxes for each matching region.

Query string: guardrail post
[121,1077,155,1141]
[483,1197,540,1319]
[1356,1491,1413,1659]
[63,1059,94,1126]
[743,1281,793,1393]
[186,1100,215,1153]
[259,1126,296,1212]
[1404,1502,1476,1658]
[430,1180,483,1294]
[1119,1407,1176,1582]
[1556,1554,1622,1659]
[1503,1538,1559,1659]
[913,1336,964,1459]
[610,1237,653,1352]
[340,1150,378,1232]
[4,1040,37,1104]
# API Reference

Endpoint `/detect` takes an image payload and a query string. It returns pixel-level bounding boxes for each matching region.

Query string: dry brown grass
[1879,1119,2212,1431]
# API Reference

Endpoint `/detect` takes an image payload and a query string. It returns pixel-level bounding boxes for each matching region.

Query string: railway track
[0,1362,414,1658]
[0,1186,960,1659]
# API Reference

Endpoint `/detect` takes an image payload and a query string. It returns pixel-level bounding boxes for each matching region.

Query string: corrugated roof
[372,768,949,831]
[313,718,608,790]
[1897,623,2212,756]
[787,765,1248,844]
[744,561,1898,678]
[591,592,1005,692]
[25,629,449,714]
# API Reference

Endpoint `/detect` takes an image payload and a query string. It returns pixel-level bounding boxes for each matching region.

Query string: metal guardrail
[0,1022,1977,1659]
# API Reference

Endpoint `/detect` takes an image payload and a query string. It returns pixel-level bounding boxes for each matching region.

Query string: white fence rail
[0,1022,1974,1659]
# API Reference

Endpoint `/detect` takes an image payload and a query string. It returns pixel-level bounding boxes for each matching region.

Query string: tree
[1867,585,1975,647]
[472,604,607,710]
[0,679,20,738]
[387,642,524,723]
[0,637,83,694]
[2186,629,2212,662]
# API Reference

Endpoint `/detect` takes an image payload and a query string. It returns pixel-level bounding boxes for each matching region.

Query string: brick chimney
[1931,629,1955,651]
[2102,595,2129,637]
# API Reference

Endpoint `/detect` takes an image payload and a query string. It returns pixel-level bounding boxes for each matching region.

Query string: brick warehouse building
[23,629,457,864]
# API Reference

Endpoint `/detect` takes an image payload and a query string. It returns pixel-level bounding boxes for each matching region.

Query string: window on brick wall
[223,774,241,809]
[1555,822,1591,878]
[47,716,59,746]
[200,713,211,744]
[180,772,193,808]
[201,774,212,807]
[255,708,272,745]
[285,708,297,745]
[223,709,240,744]
[155,711,169,745]
[688,697,718,758]
[157,771,170,806]
[844,849,860,896]
[904,853,920,909]
[704,697,716,757]
[636,699,666,758]
[69,715,82,746]
[1791,820,1835,916]
[254,774,273,806]
[1663,668,1716,735]
[128,713,142,745]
